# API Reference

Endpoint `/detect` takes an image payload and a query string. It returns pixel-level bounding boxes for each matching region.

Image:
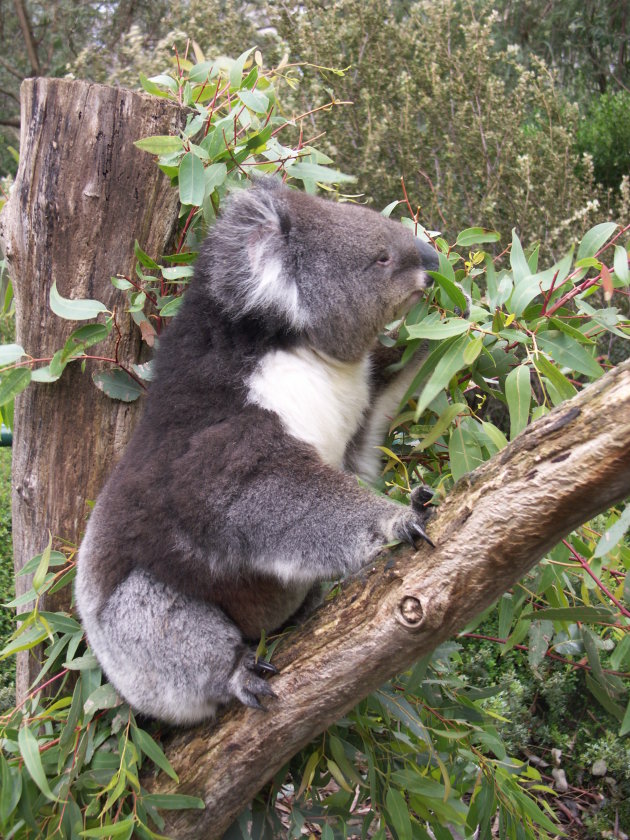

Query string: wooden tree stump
[0,78,185,700]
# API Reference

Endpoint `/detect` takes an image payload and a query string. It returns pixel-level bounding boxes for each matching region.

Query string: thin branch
[12,0,41,76]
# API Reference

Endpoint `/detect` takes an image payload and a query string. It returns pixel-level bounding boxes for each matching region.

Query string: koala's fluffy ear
[203,179,306,327]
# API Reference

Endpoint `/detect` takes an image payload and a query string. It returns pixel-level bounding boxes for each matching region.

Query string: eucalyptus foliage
[0,46,629,840]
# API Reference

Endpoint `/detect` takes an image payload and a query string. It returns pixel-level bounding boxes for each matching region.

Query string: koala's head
[200,178,438,361]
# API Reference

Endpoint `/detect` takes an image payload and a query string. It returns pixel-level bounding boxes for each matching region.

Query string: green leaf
[406,317,469,340]
[32,532,52,592]
[92,369,144,402]
[18,726,58,802]
[139,72,171,98]
[159,297,183,318]
[620,696,630,737]
[510,229,531,284]
[142,793,205,810]
[416,402,467,450]
[536,331,603,379]
[385,788,412,840]
[204,162,227,194]
[414,334,469,420]
[230,47,256,89]
[480,420,508,452]
[449,420,484,480]
[0,751,21,823]
[577,222,618,261]
[161,266,194,280]
[505,364,531,440]
[325,758,352,792]
[50,282,108,321]
[0,367,31,406]
[613,245,629,284]
[0,343,25,365]
[528,620,553,668]
[431,273,468,312]
[80,818,135,837]
[533,353,577,404]
[508,276,542,317]
[83,683,120,718]
[179,152,206,207]
[286,161,356,184]
[134,241,160,270]
[594,505,630,558]
[456,227,500,246]
[521,606,612,622]
[463,336,483,365]
[134,135,183,155]
[237,88,269,113]
[134,728,179,782]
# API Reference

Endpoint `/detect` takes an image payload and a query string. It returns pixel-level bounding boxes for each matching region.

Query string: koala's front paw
[392,485,436,549]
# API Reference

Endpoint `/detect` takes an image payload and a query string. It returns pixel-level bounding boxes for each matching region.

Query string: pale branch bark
[145,359,630,840]
[0,77,185,701]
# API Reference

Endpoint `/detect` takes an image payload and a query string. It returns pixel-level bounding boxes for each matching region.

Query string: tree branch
[145,359,630,839]
[12,0,41,77]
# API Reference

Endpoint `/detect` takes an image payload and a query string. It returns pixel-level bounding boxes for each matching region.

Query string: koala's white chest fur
[247,346,370,468]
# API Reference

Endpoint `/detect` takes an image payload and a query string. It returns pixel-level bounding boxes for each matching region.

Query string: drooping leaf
[50,282,108,321]
[505,364,531,440]
[18,726,58,802]
[385,788,412,840]
[133,727,179,782]
[179,152,206,206]
[613,245,629,284]
[92,369,144,402]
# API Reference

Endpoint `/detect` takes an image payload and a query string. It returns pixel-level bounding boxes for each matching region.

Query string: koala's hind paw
[230,651,278,712]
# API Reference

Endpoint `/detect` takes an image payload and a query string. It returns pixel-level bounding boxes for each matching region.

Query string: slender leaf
[179,152,205,206]
[134,136,183,155]
[537,331,603,379]
[18,726,58,802]
[505,364,531,440]
[593,505,630,558]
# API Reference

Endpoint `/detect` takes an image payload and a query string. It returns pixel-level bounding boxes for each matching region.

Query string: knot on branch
[396,594,425,628]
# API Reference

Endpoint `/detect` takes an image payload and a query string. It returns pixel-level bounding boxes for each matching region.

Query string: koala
[75,179,438,725]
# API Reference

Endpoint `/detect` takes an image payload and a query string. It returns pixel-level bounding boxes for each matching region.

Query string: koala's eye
[375,252,391,266]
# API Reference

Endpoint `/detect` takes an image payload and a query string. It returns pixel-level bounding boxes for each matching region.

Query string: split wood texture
[0,78,185,700]
[146,359,630,839]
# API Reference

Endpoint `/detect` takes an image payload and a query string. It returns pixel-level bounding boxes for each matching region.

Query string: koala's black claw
[254,658,279,676]
[412,522,435,549]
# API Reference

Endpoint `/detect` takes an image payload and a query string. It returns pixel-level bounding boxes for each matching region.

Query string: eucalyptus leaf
[49,282,108,321]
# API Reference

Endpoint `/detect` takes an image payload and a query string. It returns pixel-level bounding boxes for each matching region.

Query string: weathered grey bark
[145,359,630,840]
[0,77,185,701]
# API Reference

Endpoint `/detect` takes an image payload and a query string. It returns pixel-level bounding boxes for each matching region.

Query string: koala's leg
[80,568,276,724]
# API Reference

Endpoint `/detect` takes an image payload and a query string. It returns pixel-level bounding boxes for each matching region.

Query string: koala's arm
[170,418,431,587]
[345,337,428,482]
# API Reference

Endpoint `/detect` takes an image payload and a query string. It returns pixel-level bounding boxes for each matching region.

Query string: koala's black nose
[415,238,439,275]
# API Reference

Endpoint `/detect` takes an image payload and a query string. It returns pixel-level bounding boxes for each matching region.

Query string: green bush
[577,90,630,191]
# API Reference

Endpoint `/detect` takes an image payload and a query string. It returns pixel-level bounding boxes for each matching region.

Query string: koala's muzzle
[415,238,439,275]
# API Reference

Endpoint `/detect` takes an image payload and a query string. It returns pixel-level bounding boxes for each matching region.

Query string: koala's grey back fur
[75,179,438,723]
